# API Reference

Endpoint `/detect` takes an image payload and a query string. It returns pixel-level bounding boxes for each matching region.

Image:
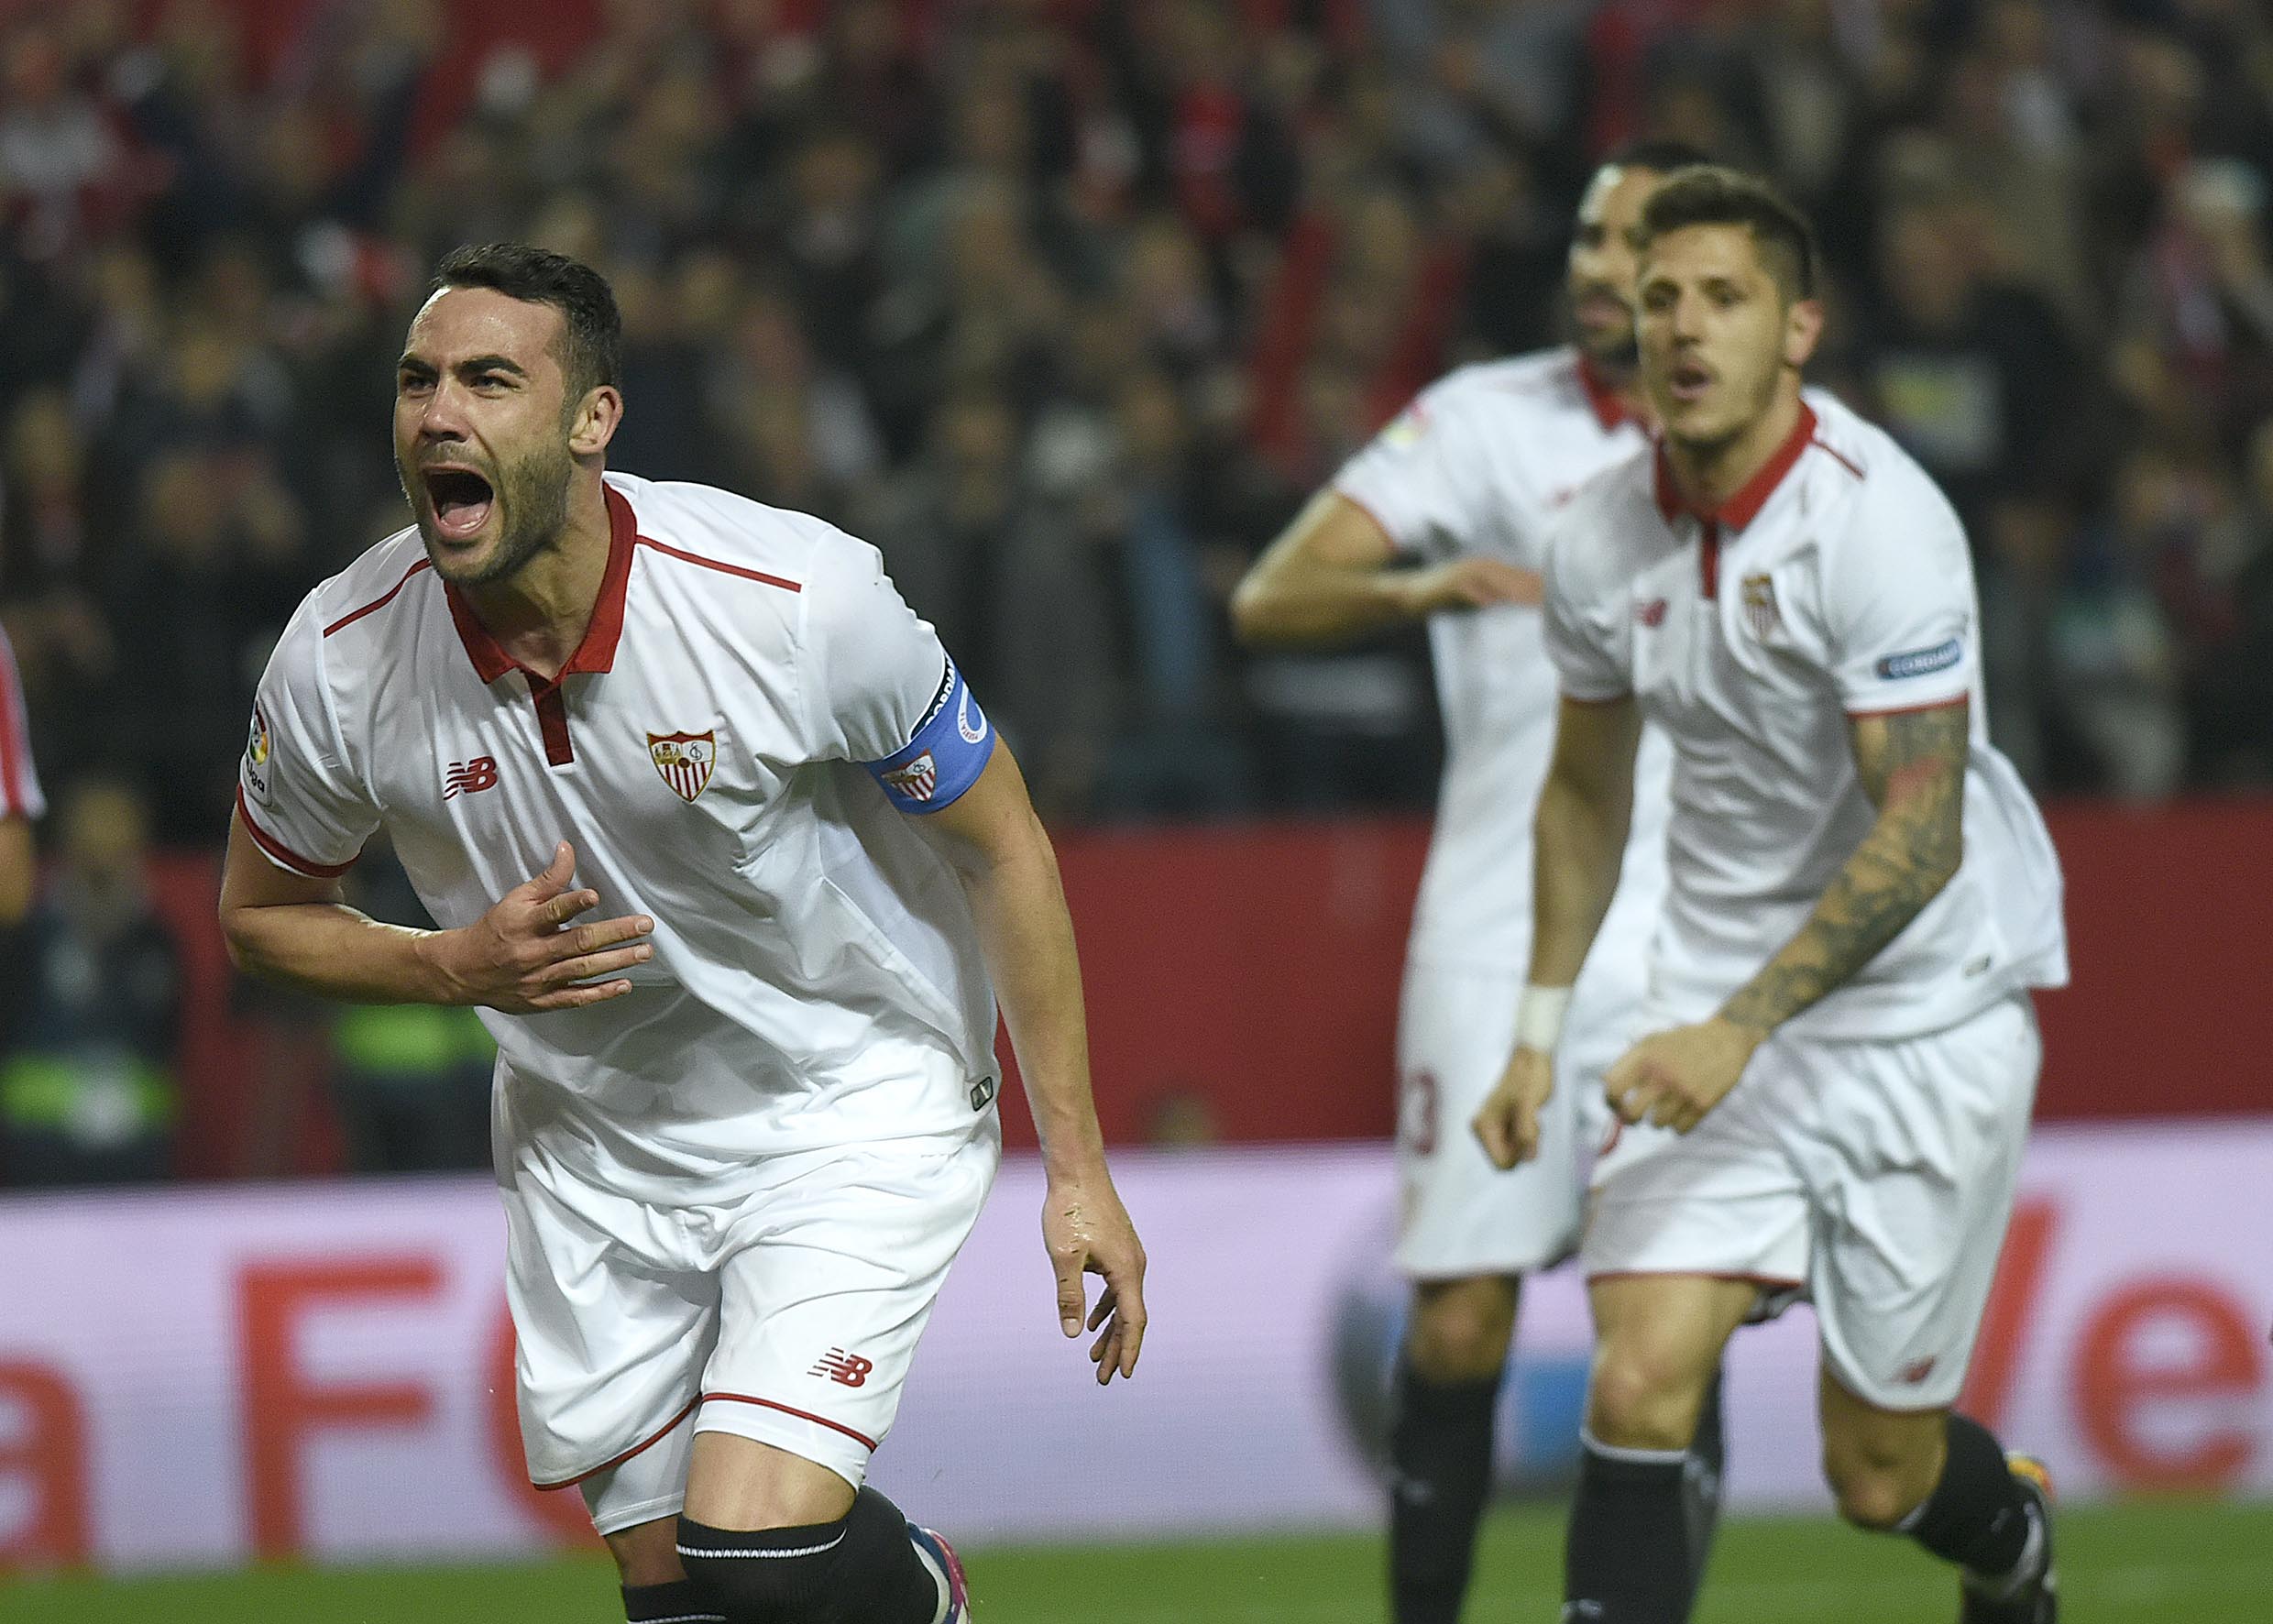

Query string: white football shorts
[1582,993,2040,1410]
[500,1117,1001,1534]
[1393,941,1643,1279]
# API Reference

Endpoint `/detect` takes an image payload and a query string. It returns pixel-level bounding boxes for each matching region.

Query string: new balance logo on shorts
[443,757,500,798]
[810,1348,874,1388]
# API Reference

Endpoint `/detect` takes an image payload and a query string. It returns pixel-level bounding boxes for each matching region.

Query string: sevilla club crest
[647,730,717,801]
[1740,573,1783,640]
[881,751,939,803]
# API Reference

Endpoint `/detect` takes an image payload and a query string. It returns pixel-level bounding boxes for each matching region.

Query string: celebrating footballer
[1476,169,2069,1623]
[220,245,1147,1624]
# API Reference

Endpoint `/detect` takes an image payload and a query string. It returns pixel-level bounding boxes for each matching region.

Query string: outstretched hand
[1042,1169,1148,1385]
[426,841,653,1013]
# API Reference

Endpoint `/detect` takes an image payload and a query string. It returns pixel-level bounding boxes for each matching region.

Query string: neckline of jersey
[1653,401,1819,532]
[443,481,638,690]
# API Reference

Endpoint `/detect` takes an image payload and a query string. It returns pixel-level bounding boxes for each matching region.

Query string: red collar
[445,483,636,686]
[1653,401,1817,531]
[1575,353,1632,432]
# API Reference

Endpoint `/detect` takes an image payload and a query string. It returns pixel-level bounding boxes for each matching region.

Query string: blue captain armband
[862,659,994,813]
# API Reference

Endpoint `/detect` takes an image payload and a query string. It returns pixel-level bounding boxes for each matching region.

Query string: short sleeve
[1826,484,1978,714]
[1330,381,1487,560]
[236,597,380,877]
[0,628,44,820]
[799,533,994,814]
[1542,509,1632,703]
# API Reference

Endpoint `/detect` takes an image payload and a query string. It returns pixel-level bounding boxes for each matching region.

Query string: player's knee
[1406,1278,1517,1383]
[1586,1344,1710,1452]
[604,1516,685,1588]
[1823,1439,1935,1531]
[675,1514,838,1621]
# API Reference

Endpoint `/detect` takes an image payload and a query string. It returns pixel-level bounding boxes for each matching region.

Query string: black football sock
[677,1487,943,1623]
[1387,1357,1502,1623]
[1682,1364,1727,1586]
[624,1578,725,1622]
[1565,1431,1699,1623]
[1897,1413,2040,1587]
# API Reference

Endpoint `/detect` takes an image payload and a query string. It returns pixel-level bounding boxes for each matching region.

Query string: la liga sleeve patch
[862,659,992,814]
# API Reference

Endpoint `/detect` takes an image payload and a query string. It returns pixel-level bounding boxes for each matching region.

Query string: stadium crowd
[2,0,2271,1180]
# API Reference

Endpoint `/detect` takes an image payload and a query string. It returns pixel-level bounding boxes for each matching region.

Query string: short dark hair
[1601,138,1712,177]
[431,244,622,401]
[1635,166,1821,302]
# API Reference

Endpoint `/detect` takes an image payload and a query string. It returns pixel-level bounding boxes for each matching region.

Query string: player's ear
[567,384,623,460]
[1784,298,1824,370]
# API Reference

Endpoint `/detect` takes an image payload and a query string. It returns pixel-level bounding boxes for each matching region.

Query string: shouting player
[220,246,1147,1624]
[1230,142,1719,1624]
[1476,169,2068,1623]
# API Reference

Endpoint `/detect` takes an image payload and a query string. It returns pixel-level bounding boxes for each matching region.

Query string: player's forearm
[1718,801,1961,1036]
[1528,766,1631,986]
[954,814,1110,1176]
[1229,559,1423,646]
[221,899,462,1006]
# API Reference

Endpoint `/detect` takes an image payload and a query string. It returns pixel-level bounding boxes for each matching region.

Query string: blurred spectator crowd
[3,0,2273,1179]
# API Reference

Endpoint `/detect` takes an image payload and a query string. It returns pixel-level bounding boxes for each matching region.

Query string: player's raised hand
[1474,1046,1555,1169]
[426,841,654,1013]
[1404,556,1543,616]
[1602,1016,1764,1136]
[1041,1169,1148,1386]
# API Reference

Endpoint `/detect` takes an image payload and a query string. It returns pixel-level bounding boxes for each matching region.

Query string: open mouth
[1668,360,1714,404]
[1573,290,1630,330]
[423,466,495,541]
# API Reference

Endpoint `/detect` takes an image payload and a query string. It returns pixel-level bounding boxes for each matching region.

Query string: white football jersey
[238,474,1001,1203]
[0,626,42,820]
[1333,349,1669,972]
[1544,394,2069,1038]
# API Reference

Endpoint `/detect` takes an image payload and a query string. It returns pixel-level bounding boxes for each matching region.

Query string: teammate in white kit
[219,246,1148,1624]
[1474,169,2066,1624]
[1230,144,1723,1624]
[0,625,45,923]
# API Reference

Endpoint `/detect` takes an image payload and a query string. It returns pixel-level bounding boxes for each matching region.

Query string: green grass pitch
[10,1498,2268,1622]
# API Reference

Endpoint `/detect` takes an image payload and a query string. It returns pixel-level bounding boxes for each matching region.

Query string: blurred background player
[1230,141,1720,1624]
[219,246,1147,1624]
[1477,168,2067,1624]
[0,622,41,926]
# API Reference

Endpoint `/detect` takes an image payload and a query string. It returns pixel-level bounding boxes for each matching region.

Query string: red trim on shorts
[1844,695,1969,720]
[529,1395,702,1491]
[698,1393,880,1452]
[234,785,358,878]
[1586,1268,1807,1291]
[635,535,802,593]
[323,559,434,638]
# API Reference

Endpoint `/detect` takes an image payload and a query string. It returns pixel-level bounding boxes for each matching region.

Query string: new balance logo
[809,1348,874,1388]
[443,757,500,798]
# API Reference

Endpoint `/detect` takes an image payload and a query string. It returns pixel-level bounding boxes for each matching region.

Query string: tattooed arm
[1601,698,1970,1135]
[1717,699,1970,1035]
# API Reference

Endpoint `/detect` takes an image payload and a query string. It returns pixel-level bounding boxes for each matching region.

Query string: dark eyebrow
[397,353,434,374]
[458,354,530,379]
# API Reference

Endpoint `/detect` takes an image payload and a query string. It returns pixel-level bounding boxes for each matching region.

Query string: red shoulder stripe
[1812,438,1865,481]
[634,536,802,593]
[324,560,434,638]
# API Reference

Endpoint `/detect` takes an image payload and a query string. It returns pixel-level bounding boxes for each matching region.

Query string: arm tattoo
[1718,702,1969,1034]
